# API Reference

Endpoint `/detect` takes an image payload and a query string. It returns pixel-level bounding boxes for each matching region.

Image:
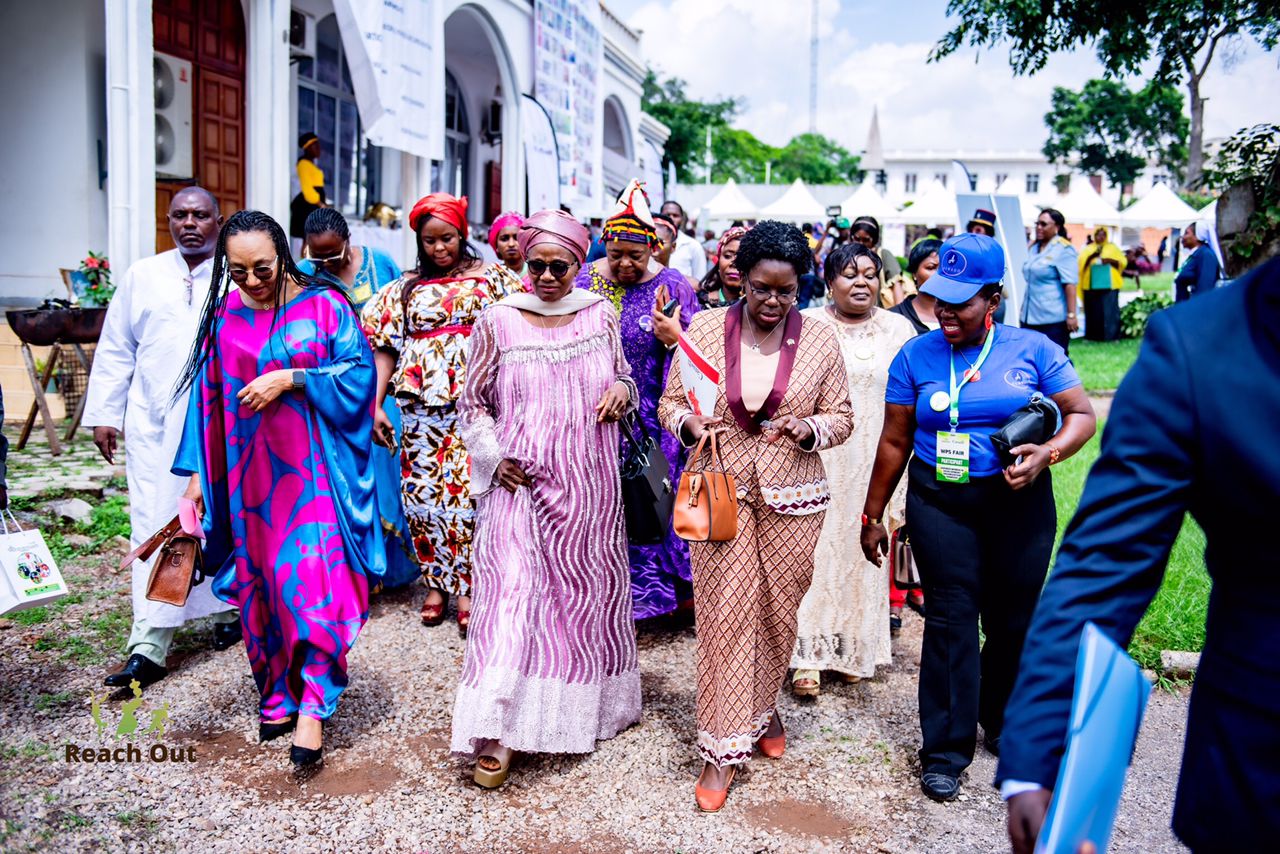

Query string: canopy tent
[698,177,758,223]
[1120,182,1199,229]
[1199,198,1218,222]
[889,179,957,225]
[836,181,896,223]
[759,178,826,223]
[1051,180,1121,226]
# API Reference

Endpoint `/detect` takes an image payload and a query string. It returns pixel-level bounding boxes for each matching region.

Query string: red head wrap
[409,193,469,237]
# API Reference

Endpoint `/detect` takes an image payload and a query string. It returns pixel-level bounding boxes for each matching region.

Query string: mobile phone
[662,299,678,317]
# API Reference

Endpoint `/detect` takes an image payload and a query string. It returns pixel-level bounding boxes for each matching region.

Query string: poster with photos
[534,0,601,210]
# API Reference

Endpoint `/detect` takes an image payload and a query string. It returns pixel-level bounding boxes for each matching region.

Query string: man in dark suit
[996,257,1280,853]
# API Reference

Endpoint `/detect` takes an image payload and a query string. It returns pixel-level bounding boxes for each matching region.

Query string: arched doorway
[442,5,519,223]
[152,0,245,251]
[602,96,634,202]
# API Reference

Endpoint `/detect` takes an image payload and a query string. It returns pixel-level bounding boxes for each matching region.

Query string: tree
[773,133,862,184]
[931,1,1280,185]
[1042,79,1189,192]
[710,127,776,183]
[641,70,738,182]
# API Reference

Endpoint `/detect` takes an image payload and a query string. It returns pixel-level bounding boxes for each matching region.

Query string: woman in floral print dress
[362,194,521,633]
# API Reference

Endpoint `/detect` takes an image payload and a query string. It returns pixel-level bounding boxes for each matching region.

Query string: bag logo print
[16,552,50,582]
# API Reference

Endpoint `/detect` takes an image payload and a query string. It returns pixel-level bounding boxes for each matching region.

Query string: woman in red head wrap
[361,193,523,633]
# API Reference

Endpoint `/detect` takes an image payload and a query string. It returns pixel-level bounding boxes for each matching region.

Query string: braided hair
[733,220,813,279]
[303,207,350,241]
[174,210,347,402]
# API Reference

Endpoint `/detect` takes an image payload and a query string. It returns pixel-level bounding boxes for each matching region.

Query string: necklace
[532,313,573,330]
[956,333,989,381]
[745,314,783,352]
[828,305,874,325]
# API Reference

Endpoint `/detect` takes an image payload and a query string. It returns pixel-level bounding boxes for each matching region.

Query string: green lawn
[1070,338,1143,392]
[1051,420,1210,669]
[1121,271,1173,293]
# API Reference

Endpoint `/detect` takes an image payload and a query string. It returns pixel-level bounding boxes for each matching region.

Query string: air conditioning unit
[154,52,193,179]
[290,10,316,59]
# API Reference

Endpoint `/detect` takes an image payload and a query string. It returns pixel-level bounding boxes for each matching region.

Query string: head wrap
[1193,220,1213,243]
[517,209,591,264]
[1093,226,1110,243]
[716,225,750,261]
[602,179,658,246]
[487,211,525,251]
[409,193,468,237]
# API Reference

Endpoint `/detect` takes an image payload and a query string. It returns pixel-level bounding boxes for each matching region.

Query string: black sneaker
[890,613,903,635]
[921,770,960,802]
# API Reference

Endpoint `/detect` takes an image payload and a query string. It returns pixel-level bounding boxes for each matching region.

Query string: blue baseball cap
[920,233,1006,303]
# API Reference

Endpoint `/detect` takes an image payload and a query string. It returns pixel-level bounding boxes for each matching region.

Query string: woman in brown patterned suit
[658,221,854,812]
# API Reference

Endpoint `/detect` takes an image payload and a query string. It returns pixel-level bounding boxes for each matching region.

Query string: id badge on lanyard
[936,328,996,484]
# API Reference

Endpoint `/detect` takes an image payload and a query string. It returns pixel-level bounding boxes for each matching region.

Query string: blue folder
[1036,622,1153,854]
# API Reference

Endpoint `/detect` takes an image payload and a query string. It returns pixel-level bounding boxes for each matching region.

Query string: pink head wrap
[517,209,591,264]
[487,211,525,251]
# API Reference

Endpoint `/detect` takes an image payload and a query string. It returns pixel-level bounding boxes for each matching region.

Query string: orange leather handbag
[673,430,739,542]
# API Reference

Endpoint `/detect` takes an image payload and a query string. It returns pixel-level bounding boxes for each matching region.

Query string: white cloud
[628,0,1280,157]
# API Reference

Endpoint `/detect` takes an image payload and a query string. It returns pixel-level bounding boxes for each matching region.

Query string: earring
[985,312,994,330]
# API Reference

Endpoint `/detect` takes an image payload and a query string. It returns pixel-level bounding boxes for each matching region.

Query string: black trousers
[1083,289,1121,341]
[905,457,1056,776]
[1023,321,1070,355]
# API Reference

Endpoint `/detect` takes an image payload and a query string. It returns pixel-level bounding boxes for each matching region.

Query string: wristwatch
[860,514,881,527]
[291,369,306,390]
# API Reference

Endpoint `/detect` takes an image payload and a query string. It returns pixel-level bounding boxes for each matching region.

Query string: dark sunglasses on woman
[526,259,574,279]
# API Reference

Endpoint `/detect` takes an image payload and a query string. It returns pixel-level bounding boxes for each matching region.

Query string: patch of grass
[85,495,130,543]
[34,690,73,712]
[1052,420,1210,670]
[59,813,92,830]
[1121,271,1173,293]
[104,475,129,492]
[1070,338,1142,392]
[32,604,131,665]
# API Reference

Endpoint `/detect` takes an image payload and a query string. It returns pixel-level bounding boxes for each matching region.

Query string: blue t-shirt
[885,324,1081,477]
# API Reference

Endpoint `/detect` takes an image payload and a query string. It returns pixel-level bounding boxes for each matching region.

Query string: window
[296,14,382,217]
[995,172,1009,188]
[968,172,979,191]
[934,172,948,188]
[904,173,917,194]
[1152,174,1169,186]
[1026,173,1040,193]
[438,71,471,198]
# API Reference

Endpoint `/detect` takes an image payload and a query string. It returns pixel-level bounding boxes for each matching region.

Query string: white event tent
[1120,182,1199,229]
[698,177,758,224]
[759,178,826,223]
[1051,180,1121,226]
[836,181,896,223]
[891,179,957,225]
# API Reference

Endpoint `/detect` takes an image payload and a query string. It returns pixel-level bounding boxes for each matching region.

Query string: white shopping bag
[0,510,68,614]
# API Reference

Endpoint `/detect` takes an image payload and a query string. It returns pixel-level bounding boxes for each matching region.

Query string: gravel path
[0,556,1189,853]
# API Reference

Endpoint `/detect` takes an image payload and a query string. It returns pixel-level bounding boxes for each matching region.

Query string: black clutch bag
[991,392,1061,467]
[620,419,674,545]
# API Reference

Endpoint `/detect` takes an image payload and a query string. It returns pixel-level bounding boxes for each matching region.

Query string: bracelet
[1046,442,1062,465]
[1067,312,1077,318]
[861,513,881,526]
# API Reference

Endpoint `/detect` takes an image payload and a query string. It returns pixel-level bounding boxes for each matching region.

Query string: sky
[612,0,1280,156]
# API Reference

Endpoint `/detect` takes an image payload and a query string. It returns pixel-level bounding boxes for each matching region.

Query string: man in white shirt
[660,200,708,281]
[84,186,238,692]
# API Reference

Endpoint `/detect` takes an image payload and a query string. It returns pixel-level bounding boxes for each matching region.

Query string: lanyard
[947,326,996,430]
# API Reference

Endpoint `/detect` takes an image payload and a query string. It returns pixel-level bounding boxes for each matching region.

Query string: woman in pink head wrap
[450,207,640,789]
[488,211,526,277]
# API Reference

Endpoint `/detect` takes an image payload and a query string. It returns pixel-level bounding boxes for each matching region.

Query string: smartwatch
[291,369,306,390]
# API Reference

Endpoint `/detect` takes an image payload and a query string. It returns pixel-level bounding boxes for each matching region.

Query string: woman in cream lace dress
[790,243,915,696]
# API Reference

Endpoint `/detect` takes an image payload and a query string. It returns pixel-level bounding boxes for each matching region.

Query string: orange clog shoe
[694,766,737,813]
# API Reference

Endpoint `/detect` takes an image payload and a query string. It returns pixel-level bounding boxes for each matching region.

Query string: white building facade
[0,0,668,306]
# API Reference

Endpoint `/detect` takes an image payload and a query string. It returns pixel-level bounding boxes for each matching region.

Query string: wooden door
[153,0,245,252]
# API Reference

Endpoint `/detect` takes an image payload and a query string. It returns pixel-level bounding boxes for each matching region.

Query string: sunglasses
[305,243,348,265]
[228,257,278,284]
[526,259,576,279]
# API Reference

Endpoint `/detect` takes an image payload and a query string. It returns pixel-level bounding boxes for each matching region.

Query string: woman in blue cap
[859,233,1097,802]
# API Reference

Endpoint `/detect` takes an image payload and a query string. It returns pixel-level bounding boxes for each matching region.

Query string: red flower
[84,257,99,269]
[403,365,423,389]
[101,260,109,270]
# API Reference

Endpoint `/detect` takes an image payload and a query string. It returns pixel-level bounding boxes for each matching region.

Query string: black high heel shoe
[290,743,323,770]
[258,717,297,743]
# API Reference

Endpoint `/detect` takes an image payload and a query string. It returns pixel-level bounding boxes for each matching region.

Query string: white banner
[334,0,442,161]
[534,0,602,211]
[641,139,665,205]
[522,95,562,214]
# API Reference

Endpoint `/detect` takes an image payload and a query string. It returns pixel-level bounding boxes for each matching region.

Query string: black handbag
[991,392,1062,468]
[619,419,674,545]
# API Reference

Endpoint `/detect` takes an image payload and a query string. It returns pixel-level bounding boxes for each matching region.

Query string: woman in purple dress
[452,209,641,789]
[574,180,699,620]
[173,211,384,773]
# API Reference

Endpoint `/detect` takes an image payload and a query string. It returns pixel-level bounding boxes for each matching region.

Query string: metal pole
[809,0,818,134]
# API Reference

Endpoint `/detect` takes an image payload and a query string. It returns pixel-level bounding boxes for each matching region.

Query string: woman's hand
[495,459,531,494]
[182,474,204,516]
[237,369,294,412]
[1003,443,1053,490]
[681,415,723,444]
[765,414,814,447]
[1066,313,1080,333]
[595,381,629,423]
[372,407,396,449]
[860,520,889,565]
[651,285,681,347]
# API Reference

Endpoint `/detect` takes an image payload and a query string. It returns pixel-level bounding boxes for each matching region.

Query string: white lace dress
[791,307,916,677]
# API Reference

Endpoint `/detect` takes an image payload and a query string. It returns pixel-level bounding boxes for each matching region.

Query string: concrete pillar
[104,0,155,274]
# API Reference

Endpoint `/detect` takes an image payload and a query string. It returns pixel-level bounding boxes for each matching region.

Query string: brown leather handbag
[673,429,739,542]
[120,516,206,607]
